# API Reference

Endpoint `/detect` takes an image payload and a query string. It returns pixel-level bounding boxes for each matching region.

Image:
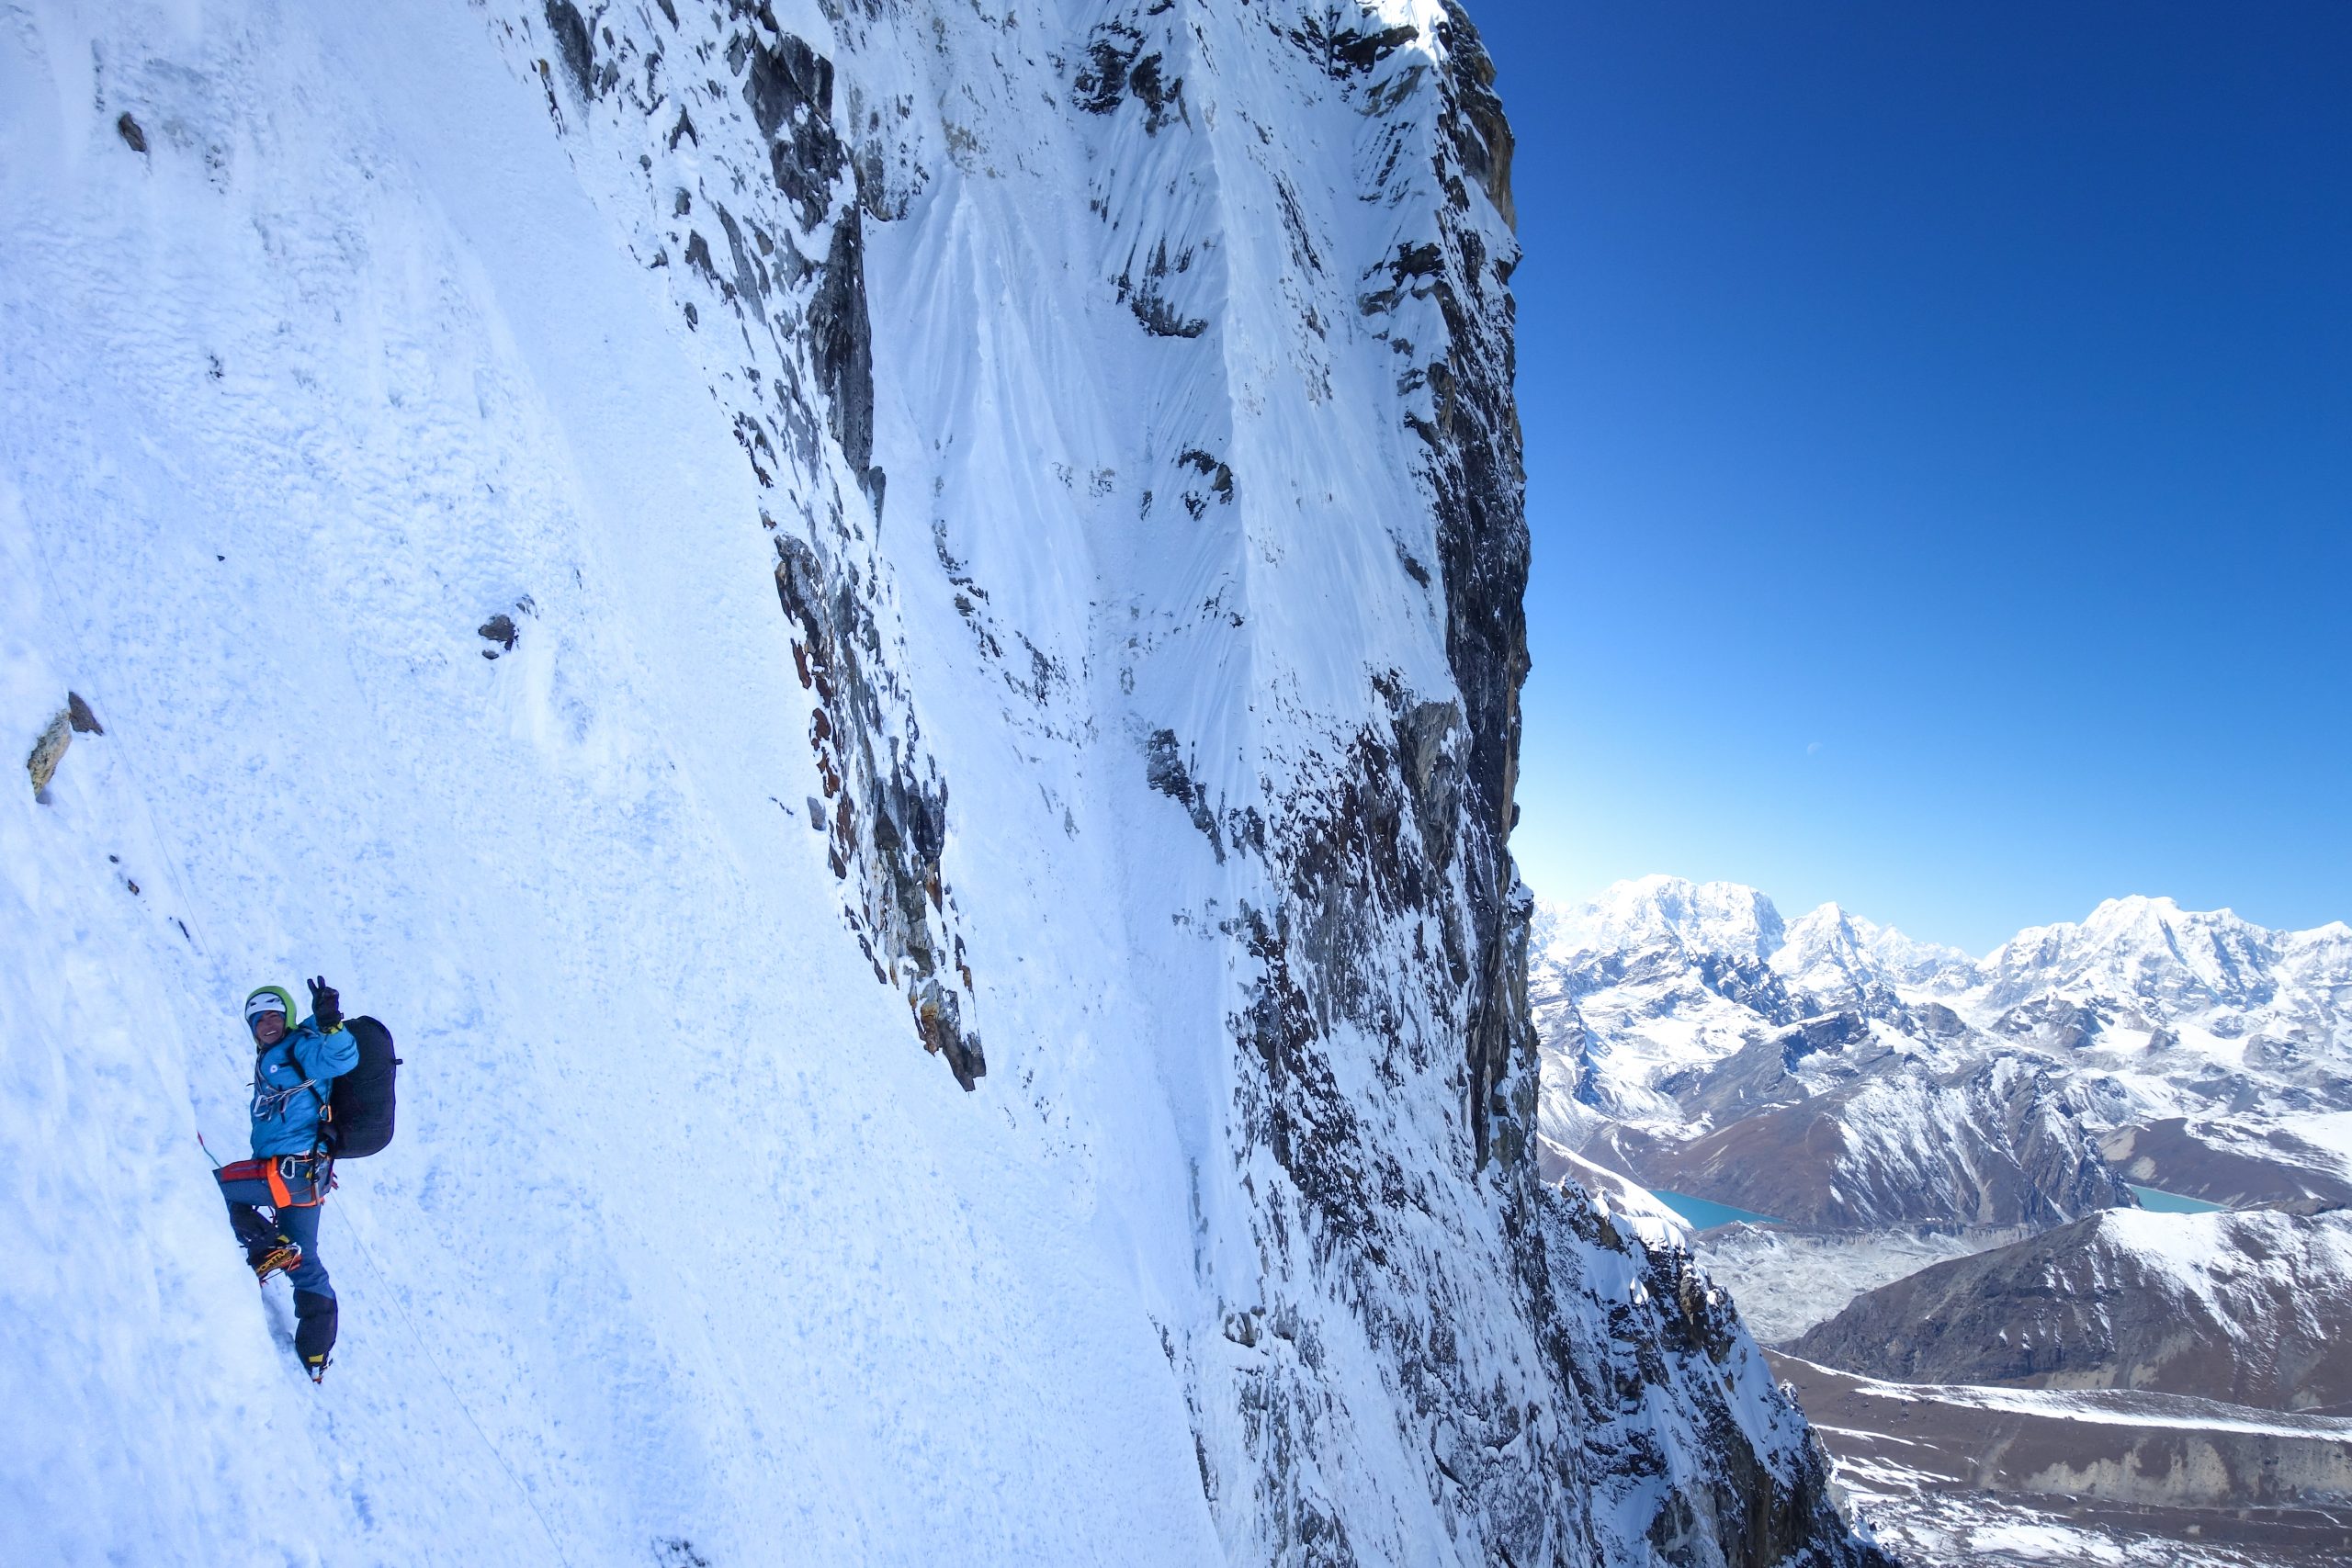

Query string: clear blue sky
[1477,1,2352,953]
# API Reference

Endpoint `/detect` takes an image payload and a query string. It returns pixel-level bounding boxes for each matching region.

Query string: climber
[216,976,357,1382]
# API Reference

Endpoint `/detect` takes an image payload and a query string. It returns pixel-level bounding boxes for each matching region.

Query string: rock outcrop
[24,690,101,800]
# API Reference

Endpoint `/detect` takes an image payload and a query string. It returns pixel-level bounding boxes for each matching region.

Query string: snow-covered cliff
[3,4,1877,1563]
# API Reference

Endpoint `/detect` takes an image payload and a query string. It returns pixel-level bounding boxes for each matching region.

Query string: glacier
[1,3,1877,1565]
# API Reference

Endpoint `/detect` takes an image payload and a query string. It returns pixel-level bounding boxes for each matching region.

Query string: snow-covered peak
[1980,895,2283,1011]
[1769,902,1872,992]
[1538,879,1977,1006]
[1774,900,1974,996]
[2278,921,2352,986]
[1545,874,1785,964]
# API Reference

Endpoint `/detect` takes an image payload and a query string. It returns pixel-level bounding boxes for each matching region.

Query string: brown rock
[27,710,72,799]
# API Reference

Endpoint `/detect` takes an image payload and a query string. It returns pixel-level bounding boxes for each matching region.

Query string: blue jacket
[248,1016,359,1157]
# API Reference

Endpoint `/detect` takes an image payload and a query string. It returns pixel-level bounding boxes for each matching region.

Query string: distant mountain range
[1534,876,2352,1232]
[1535,878,2352,1558]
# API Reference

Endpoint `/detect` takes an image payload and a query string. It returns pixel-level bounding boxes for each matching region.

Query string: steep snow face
[3,4,1877,1565]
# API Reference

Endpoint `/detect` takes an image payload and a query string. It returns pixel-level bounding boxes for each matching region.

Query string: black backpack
[325,1016,401,1158]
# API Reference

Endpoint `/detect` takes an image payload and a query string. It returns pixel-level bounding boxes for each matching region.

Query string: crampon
[247,1238,303,1284]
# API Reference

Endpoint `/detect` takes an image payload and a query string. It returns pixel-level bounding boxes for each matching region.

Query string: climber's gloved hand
[308,976,342,1032]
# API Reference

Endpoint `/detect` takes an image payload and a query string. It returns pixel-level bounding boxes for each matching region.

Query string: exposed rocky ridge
[1789,1209,2352,1414]
[499,0,985,1084]
[2102,1113,2352,1209]
[1599,1051,2135,1230]
[1773,1353,2352,1561]
[1409,3,1532,1173]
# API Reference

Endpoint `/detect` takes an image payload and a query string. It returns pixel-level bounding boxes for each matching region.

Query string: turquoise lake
[1639,1186,2222,1228]
[1648,1190,1780,1229]
[2128,1183,2227,1214]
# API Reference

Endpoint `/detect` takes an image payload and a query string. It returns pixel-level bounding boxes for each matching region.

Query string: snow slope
[4,6,1211,1560]
[4,3,1875,1564]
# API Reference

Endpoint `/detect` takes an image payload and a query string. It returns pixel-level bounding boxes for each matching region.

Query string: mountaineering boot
[228,1204,300,1281]
[248,1236,304,1285]
[227,1203,277,1254]
[293,1290,338,1383]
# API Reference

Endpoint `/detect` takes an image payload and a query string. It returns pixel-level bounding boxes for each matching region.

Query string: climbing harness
[216,1152,335,1208]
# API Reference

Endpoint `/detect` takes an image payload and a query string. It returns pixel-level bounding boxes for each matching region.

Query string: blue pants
[217,1174,334,1298]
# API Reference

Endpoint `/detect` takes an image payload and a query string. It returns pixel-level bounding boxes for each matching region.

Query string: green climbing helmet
[243,985,298,1031]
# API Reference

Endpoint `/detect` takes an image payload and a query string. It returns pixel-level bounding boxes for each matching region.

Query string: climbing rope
[334,1202,579,1568]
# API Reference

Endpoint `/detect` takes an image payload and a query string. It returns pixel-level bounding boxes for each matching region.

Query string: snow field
[3,3,1222,1561]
